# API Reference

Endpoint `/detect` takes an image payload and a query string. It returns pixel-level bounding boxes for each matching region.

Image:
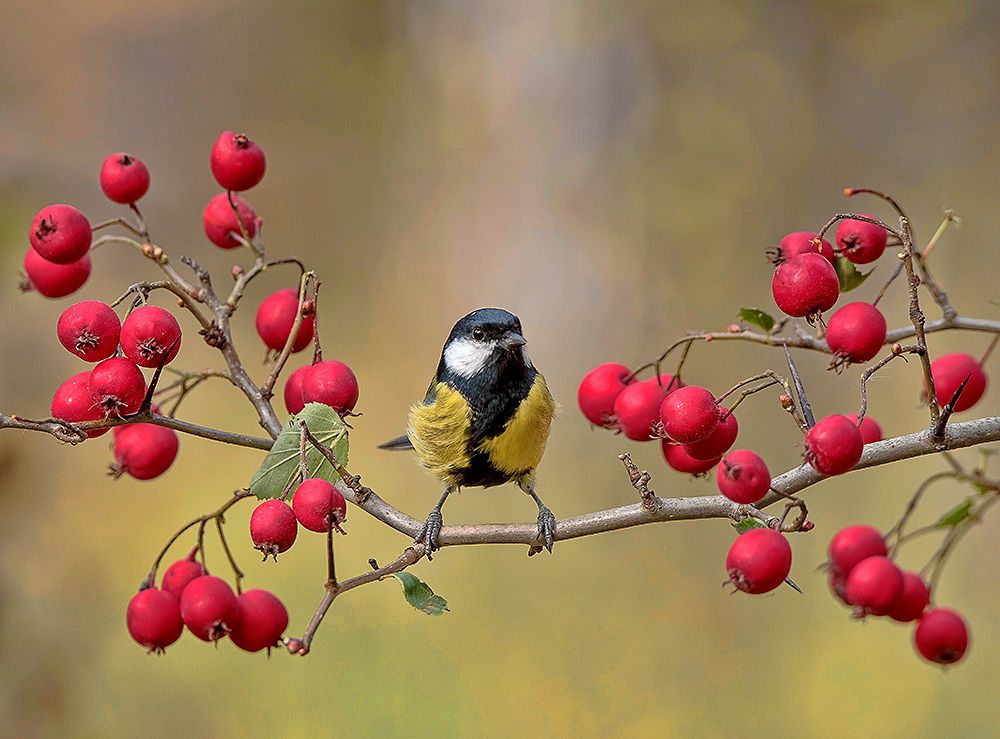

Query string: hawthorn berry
[682,408,738,460]
[771,253,840,318]
[230,589,289,653]
[300,360,360,415]
[179,575,241,642]
[112,423,179,480]
[930,352,987,412]
[887,571,931,623]
[255,288,315,353]
[726,528,792,595]
[716,450,771,505]
[836,214,887,264]
[846,414,882,444]
[210,131,267,191]
[914,608,969,665]
[610,375,673,441]
[845,555,903,616]
[56,301,121,362]
[89,357,146,418]
[661,441,720,475]
[827,525,887,576]
[659,385,721,444]
[203,192,258,249]
[250,499,298,559]
[776,231,835,264]
[23,248,91,298]
[126,588,184,653]
[161,551,207,600]
[578,362,635,427]
[100,153,150,204]
[826,302,887,364]
[120,305,182,368]
[803,414,864,475]
[283,365,312,415]
[292,478,346,533]
[51,370,108,438]
[29,204,91,264]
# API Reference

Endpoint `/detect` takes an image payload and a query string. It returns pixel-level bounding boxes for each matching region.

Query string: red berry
[126,588,183,652]
[771,253,840,318]
[845,555,903,616]
[56,301,121,362]
[611,376,670,441]
[112,423,179,480]
[255,288,315,353]
[300,360,359,415]
[29,204,91,264]
[283,366,311,415]
[836,214,887,264]
[803,414,864,475]
[23,248,91,298]
[930,352,987,412]
[292,478,346,533]
[250,500,299,559]
[777,231,836,264]
[887,571,931,623]
[51,370,108,438]
[659,385,721,444]
[230,589,289,653]
[161,552,207,600]
[100,153,150,204]
[179,575,241,642]
[914,608,969,665]
[683,408,738,460]
[826,302,887,364]
[120,305,182,368]
[661,441,720,474]
[88,357,146,418]
[716,449,771,504]
[202,192,258,249]
[846,414,882,444]
[578,362,636,427]
[726,528,792,595]
[827,525,887,576]
[210,130,267,191]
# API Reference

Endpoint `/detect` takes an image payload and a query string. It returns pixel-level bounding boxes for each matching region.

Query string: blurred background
[1,1,999,736]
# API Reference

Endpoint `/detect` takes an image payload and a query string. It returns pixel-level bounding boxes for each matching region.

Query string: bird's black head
[438,307,530,382]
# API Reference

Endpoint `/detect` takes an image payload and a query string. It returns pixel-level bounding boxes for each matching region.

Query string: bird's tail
[378,434,414,451]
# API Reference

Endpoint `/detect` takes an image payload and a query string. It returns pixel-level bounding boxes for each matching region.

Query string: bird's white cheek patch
[444,338,494,378]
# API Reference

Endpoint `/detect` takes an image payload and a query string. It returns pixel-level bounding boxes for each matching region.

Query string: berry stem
[856,344,922,424]
[979,334,999,368]
[215,514,244,595]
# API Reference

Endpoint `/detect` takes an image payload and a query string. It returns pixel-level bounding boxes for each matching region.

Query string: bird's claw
[415,508,444,560]
[529,505,556,556]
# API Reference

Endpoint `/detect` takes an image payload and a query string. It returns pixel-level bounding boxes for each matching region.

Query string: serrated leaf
[734,517,767,534]
[737,308,775,334]
[834,256,874,292]
[935,499,973,528]
[392,572,449,616]
[249,402,349,499]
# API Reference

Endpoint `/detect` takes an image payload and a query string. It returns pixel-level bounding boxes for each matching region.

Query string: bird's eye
[472,328,485,341]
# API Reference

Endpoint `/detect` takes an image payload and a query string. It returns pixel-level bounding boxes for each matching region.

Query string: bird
[379,308,557,556]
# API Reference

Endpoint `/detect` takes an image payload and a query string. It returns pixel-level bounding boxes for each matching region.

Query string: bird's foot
[528,505,556,557]
[415,508,444,560]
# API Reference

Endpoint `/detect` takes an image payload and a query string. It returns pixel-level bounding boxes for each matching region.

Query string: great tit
[379,308,557,555]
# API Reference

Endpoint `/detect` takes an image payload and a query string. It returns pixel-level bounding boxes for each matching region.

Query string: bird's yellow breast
[407,374,556,486]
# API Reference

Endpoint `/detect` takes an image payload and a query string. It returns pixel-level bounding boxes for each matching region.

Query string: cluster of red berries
[126,550,288,653]
[251,478,348,558]
[826,525,969,666]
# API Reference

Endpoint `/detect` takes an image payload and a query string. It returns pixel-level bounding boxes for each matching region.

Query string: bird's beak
[501,331,527,350]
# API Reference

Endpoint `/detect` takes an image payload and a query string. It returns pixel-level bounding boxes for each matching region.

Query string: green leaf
[733,517,767,534]
[249,402,349,499]
[392,572,449,616]
[834,256,874,292]
[737,308,775,334]
[935,499,973,528]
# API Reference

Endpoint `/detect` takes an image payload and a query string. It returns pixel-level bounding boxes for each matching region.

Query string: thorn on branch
[932,374,972,446]
[618,453,661,512]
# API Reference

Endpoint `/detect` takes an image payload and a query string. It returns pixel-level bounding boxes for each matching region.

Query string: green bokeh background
[1,1,998,736]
